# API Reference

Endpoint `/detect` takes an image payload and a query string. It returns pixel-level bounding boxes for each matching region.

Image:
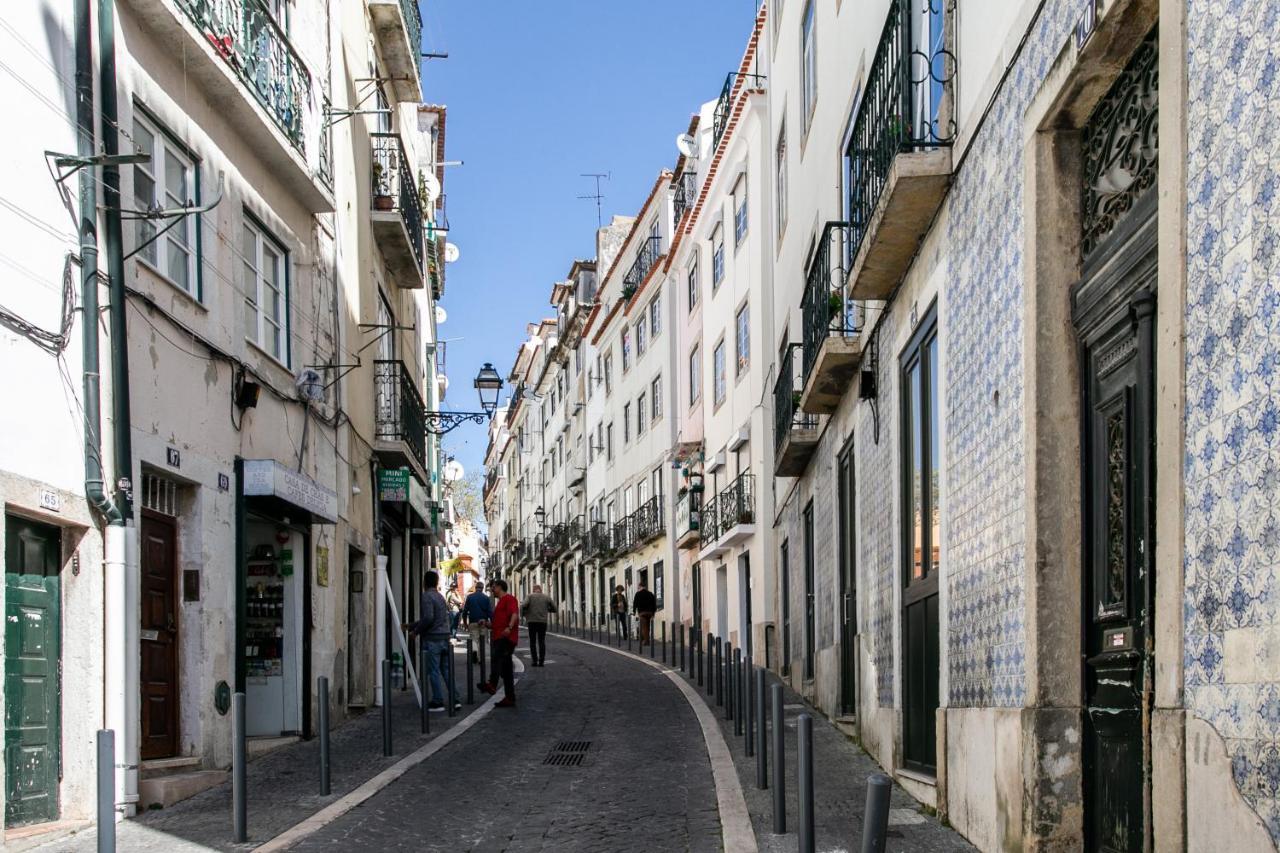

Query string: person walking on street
[611,584,629,640]
[521,584,557,667]
[463,581,493,663]
[633,580,657,645]
[405,569,460,713]
[480,579,519,707]
[446,584,464,639]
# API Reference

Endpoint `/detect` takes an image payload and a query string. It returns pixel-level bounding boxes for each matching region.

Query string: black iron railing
[631,496,664,544]
[846,0,956,262]
[774,343,820,453]
[370,132,425,275]
[713,73,735,150]
[612,517,634,555]
[672,170,697,225]
[711,472,755,541]
[395,0,423,69]
[676,490,701,539]
[587,520,613,559]
[700,493,719,545]
[373,359,426,469]
[174,0,310,154]
[800,222,858,380]
[623,235,662,297]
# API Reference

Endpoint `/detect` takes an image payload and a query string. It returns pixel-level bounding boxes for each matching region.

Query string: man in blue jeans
[405,569,460,712]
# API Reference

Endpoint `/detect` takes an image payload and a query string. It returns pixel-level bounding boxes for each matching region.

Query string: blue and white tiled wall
[1184,0,1280,839]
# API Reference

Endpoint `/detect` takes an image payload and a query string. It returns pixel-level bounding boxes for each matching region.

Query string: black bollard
[447,645,457,717]
[233,692,247,842]
[382,659,393,756]
[480,633,488,687]
[318,677,331,796]
[97,730,115,853]
[467,638,476,704]
[662,621,667,664]
[698,633,705,686]
[861,774,893,853]
[771,683,785,832]
[745,661,754,757]
[716,638,724,706]
[756,669,768,788]
[706,634,714,695]
[650,621,656,659]
[724,643,733,719]
[798,714,814,853]
[734,649,743,735]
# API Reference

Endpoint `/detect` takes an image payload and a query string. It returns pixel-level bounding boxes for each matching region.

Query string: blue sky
[419,1,758,489]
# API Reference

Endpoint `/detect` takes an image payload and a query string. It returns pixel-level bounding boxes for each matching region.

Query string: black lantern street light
[424,363,506,435]
[533,505,547,532]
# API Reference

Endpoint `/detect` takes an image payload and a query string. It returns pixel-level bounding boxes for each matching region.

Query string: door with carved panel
[1074,25,1158,853]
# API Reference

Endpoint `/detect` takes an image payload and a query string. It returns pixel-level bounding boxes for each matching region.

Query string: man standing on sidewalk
[405,570,460,713]
[521,584,557,667]
[463,580,493,663]
[632,580,657,646]
[481,579,519,707]
[611,584,629,640]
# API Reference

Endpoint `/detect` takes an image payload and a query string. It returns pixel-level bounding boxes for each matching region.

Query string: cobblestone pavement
[30,643,491,852]
[291,636,721,852]
[569,628,975,853]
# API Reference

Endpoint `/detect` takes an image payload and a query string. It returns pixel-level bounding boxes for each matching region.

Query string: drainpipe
[96,0,139,815]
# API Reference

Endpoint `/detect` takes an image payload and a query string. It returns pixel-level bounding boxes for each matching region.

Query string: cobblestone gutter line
[555,634,759,853]
[256,657,526,853]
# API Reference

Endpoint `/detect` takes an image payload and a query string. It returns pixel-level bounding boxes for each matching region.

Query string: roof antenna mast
[578,172,609,229]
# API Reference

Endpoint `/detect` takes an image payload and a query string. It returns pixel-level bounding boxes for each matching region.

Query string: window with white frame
[133,114,197,295]
[736,303,750,376]
[802,1,817,130]
[604,352,614,394]
[637,393,647,435]
[242,217,288,364]
[712,226,724,288]
[651,375,663,421]
[622,328,631,372]
[776,122,788,237]
[734,178,749,247]
[607,422,614,460]
[636,314,647,356]
[687,256,699,311]
[623,403,631,443]
[713,338,726,407]
[689,344,701,406]
[649,294,662,339]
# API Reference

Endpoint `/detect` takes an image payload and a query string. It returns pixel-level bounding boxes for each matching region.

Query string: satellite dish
[435,305,448,324]
[444,242,460,263]
[436,372,449,392]
[422,171,441,204]
[676,133,698,159]
[444,460,465,482]
[294,368,324,402]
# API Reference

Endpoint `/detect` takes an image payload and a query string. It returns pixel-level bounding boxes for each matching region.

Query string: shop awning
[243,460,338,523]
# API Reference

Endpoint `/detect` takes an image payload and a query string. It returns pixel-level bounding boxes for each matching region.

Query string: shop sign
[243,459,338,522]
[316,545,330,587]
[378,467,410,503]
[407,476,430,524]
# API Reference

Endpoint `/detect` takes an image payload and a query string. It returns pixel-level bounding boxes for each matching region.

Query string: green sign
[378,467,410,503]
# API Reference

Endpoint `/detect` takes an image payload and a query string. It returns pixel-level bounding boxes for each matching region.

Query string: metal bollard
[97,729,115,853]
[756,669,768,788]
[447,645,457,717]
[861,774,893,853]
[650,621,656,659]
[716,639,724,706]
[706,634,713,695]
[725,643,734,719]
[480,633,488,686]
[698,634,705,686]
[771,683,786,833]
[382,659,393,756]
[798,714,815,853]
[318,677,331,796]
[662,621,667,664]
[734,650,743,735]
[467,638,476,704]
[678,625,684,672]
[233,691,247,842]
[745,662,754,757]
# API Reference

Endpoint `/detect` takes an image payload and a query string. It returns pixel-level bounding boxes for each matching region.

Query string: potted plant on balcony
[622,283,637,301]
[827,289,844,318]
[372,162,395,211]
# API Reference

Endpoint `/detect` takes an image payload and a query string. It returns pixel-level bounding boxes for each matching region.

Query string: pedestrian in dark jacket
[611,584,629,640]
[633,581,657,645]
[405,570,459,712]
[521,585,557,666]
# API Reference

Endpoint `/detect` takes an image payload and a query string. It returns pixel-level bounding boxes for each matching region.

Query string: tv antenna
[579,172,610,229]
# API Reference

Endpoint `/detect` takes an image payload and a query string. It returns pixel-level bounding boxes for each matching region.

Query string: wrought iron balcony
[373,359,427,473]
[712,72,734,150]
[586,520,614,561]
[174,0,308,153]
[672,170,697,225]
[799,222,863,413]
[713,472,755,542]
[368,0,423,102]
[425,235,443,299]
[370,132,426,286]
[774,343,821,476]
[612,517,634,556]
[845,0,955,301]
[675,490,701,549]
[631,496,664,546]
[623,235,662,298]
[698,493,720,556]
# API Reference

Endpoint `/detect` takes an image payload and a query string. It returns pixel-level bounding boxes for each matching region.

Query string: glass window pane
[165,150,187,205]
[167,240,190,291]
[910,361,924,580]
[928,335,940,575]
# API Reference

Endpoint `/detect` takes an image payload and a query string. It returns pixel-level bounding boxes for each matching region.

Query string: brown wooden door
[140,512,178,759]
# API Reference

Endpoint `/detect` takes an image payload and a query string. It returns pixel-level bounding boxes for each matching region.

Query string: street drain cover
[543,740,592,766]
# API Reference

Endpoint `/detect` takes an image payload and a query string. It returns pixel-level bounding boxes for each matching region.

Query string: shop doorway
[347,548,369,706]
[243,518,306,736]
[140,511,180,759]
[4,515,62,827]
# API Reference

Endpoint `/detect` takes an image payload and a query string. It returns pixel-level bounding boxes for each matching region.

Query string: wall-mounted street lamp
[424,362,505,435]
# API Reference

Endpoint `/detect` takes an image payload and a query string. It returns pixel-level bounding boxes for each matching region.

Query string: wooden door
[4,515,61,827]
[838,443,858,716]
[140,512,179,759]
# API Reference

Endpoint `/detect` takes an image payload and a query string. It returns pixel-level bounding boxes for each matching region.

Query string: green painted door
[5,515,61,827]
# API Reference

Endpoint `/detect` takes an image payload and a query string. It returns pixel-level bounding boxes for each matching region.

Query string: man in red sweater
[481,579,519,707]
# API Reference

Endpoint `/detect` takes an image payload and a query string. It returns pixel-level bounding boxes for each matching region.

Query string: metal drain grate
[543,740,592,766]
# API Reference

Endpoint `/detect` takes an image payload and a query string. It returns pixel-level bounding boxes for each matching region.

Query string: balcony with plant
[370,132,426,288]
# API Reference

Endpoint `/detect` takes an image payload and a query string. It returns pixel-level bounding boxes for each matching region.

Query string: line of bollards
[318,677,331,796]
[467,637,476,704]
[381,659,393,756]
[96,730,114,853]
[233,691,247,842]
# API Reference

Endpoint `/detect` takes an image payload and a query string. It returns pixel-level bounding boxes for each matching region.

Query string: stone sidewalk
[561,626,975,853]
[27,644,492,852]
